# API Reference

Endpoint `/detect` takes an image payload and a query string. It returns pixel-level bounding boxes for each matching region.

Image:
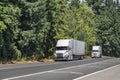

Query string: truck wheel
[99,55,102,58]
[67,55,73,61]
[80,56,84,60]
[70,55,73,61]
[54,59,58,62]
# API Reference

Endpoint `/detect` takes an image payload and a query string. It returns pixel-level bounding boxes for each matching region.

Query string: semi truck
[54,39,85,61]
[91,46,102,58]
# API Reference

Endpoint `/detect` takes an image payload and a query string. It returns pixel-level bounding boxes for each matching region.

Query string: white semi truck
[91,46,102,58]
[54,39,85,61]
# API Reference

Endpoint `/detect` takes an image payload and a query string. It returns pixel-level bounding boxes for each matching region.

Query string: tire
[80,56,84,60]
[70,55,73,61]
[54,60,57,62]
[99,54,102,58]
[67,55,73,61]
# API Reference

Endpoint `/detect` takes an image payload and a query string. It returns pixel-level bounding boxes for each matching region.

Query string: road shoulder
[74,64,120,80]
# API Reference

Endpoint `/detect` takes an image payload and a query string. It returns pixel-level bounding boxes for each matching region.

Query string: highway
[0,58,120,80]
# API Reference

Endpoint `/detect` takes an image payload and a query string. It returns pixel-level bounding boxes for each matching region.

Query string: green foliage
[87,0,120,57]
[0,21,6,46]
[0,0,97,62]
[9,43,22,61]
[95,6,120,56]
[86,0,104,14]
[0,21,6,32]
[1,0,119,63]
[55,1,96,55]
[0,1,21,62]
[17,0,47,59]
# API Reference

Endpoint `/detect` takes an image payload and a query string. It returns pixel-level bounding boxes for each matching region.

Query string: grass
[0,58,54,65]
[40,58,54,62]
[0,55,116,65]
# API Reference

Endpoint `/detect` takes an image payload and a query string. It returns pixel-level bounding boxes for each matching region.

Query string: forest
[0,0,120,63]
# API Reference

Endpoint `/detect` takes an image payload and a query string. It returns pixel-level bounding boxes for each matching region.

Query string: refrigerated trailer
[54,39,85,61]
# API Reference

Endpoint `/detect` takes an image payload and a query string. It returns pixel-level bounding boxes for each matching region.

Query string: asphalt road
[0,58,120,80]
[77,64,120,80]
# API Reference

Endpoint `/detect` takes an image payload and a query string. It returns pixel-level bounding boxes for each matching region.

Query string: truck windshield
[92,50,99,52]
[56,47,67,50]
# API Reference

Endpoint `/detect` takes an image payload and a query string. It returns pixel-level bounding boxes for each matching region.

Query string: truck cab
[91,46,102,58]
[54,39,73,61]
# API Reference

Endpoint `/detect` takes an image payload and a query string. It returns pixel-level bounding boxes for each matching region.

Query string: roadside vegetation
[0,0,120,64]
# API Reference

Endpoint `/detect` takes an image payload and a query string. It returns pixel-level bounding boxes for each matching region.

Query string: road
[0,58,120,80]
[76,63,120,80]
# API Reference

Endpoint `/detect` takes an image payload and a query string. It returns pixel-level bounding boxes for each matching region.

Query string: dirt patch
[12,61,39,64]
[0,59,54,65]
[40,58,54,62]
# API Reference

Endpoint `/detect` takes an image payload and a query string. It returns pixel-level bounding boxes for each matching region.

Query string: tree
[17,0,47,59]
[94,0,120,57]
[0,1,21,62]
[86,0,104,14]
[55,0,97,55]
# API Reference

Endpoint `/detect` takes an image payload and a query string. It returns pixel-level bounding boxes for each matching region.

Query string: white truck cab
[91,46,102,58]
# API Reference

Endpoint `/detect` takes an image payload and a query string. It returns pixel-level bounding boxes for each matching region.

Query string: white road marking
[73,64,120,80]
[52,71,84,75]
[0,67,18,70]
[0,68,9,70]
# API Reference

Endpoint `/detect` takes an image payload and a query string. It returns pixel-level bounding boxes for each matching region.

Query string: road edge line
[73,64,120,80]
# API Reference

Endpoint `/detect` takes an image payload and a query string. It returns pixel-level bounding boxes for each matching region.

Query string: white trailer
[54,39,85,61]
[91,46,102,58]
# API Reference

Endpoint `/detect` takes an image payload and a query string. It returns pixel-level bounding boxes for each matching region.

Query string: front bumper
[92,54,100,58]
[54,56,69,61]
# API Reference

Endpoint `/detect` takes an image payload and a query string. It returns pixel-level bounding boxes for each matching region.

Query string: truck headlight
[63,52,69,57]
[54,54,57,57]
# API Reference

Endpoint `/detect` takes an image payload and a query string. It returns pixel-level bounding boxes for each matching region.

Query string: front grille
[57,53,63,58]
